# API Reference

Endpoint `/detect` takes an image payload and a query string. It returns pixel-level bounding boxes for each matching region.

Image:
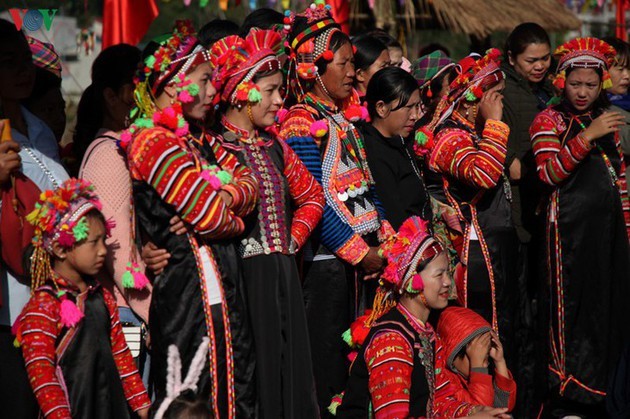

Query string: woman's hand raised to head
[581,111,626,143]
[478,90,504,122]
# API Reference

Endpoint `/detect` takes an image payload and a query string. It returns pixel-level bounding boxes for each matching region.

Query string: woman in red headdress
[210,29,324,418]
[530,37,630,415]
[428,50,520,367]
[123,22,258,418]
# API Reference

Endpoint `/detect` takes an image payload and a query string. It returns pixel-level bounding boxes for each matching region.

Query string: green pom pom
[200,0,209,6]
[121,270,135,289]
[13,338,20,348]
[72,218,89,242]
[341,328,354,348]
[415,130,429,146]
[464,90,477,102]
[144,56,156,68]
[216,170,232,185]
[187,83,200,96]
[248,88,262,103]
[130,107,139,118]
[135,118,154,129]
[546,96,561,106]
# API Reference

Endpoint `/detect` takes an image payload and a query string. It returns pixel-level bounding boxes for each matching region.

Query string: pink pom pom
[310,119,328,138]
[178,90,194,103]
[347,351,358,363]
[208,175,222,190]
[360,106,369,121]
[59,297,84,327]
[175,123,189,137]
[119,131,132,148]
[57,230,75,247]
[276,108,289,124]
[344,105,363,122]
[131,271,150,290]
[411,273,424,292]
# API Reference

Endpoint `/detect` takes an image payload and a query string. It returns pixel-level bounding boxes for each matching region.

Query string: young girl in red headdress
[337,216,510,418]
[14,179,150,419]
[530,37,630,416]
[210,29,324,418]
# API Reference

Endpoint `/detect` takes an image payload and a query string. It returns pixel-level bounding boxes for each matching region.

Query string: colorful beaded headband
[553,37,616,91]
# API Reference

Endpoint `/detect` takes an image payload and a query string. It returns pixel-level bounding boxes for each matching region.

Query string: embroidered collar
[397,303,435,340]
[221,115,258,142]
[452,111,475,131]
[306,92,338,113]
[49,269,98,295]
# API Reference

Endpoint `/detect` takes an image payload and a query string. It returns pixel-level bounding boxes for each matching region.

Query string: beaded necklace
[304,92,373,182]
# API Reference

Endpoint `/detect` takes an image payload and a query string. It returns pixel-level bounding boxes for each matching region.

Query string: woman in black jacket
[360,67,432,230]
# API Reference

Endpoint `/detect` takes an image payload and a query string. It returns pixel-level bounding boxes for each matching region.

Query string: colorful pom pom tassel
[341,328,354,348]
[122,262,150,290]
[553,70,566,90]
[603,71,613,90]
[248,87,262,103]
[58,291,84,328]
[310,119,328,138]
[327,393,344,415]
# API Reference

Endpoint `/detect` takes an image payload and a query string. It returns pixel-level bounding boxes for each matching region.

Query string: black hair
[198,19,239,48]
[162,390,213,419]
[240,8,284,36]
[365,67,418,120]
[603,36,630,68]
[352,35,388,72]
[455,346,467,360]
[0,18,26,44]
[368,30,402,50]
[24,67,62,105]
[564,66,611,112]
[504,22,550,60]
[73,44,140,165]
[418,43,451,59]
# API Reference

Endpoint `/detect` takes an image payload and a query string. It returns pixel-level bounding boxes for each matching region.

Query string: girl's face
[182,62,216,120]
[360,49,391,90]
[376,89,421,138]
[318,42,356,101]
[564,67,601,112]
[608,58,630,95]
[66,217,108,277]
[250,72,283,128]
[508,42,551,84]
[417,252,450,310]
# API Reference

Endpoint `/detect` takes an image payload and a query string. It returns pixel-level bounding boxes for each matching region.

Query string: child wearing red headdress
[14,178,150,419]
[437,306,516,412]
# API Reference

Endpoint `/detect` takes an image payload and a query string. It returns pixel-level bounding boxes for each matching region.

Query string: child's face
[65,217,107,276]
[0,35,35,100]
[453,353,470,380]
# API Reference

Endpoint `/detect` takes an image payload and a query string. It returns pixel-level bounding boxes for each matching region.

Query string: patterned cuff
[221,184,241,211]
[484,120,510,144]
[574,132,595,156]
[336,234,370,266]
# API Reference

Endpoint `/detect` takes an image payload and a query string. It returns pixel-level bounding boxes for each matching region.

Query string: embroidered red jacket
[17,279,150,418]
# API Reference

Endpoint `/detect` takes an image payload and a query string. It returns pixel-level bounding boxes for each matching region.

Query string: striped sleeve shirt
[128,127,245,239]
[430,119,510,190]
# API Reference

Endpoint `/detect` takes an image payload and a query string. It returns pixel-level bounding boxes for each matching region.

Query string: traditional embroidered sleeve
[430,120,509,189]
[280,109,370,265]
[209,135,259,218]
[128,127,245,239]
[18,292,70,419]
[279,139,324,250]
[530,110,593,186]
[364,331,414,419]
[494,369,517,411]
[433,340,477,417]
[103,288,150,412]
[613,132,630,240]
